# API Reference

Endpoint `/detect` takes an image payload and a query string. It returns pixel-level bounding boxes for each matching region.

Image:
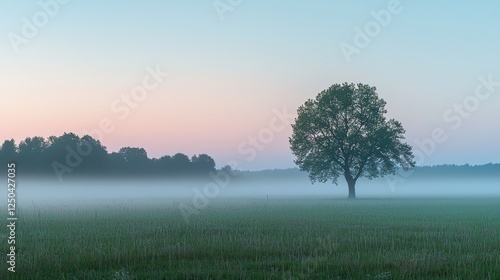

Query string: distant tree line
[241,164,500,180]
[0,133,217,179]
[410,164,500,179]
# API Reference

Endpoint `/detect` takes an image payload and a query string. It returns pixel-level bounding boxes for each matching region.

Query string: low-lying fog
[6,171,500,208]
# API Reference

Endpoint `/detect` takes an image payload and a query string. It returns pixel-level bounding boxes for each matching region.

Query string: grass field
[2,197,500,279]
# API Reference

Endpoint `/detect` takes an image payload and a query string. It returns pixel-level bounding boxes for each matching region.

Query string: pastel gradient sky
[1,1,499,170]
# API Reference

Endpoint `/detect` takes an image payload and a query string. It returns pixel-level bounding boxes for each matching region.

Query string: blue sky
[1,1,499,170]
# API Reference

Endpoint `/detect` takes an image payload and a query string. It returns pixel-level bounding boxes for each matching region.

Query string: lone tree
[290,83,415,199]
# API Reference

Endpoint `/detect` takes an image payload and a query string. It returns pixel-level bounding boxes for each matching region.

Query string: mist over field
[9,170,500,209]
[3,168,499,279]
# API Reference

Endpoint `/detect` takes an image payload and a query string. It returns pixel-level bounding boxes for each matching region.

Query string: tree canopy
[0,133,217,180]
[290,83,415,198]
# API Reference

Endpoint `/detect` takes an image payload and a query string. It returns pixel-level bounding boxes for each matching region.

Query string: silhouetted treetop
[0,133,217,180]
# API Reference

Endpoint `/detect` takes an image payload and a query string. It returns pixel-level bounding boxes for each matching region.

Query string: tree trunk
[347,179,356,199]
